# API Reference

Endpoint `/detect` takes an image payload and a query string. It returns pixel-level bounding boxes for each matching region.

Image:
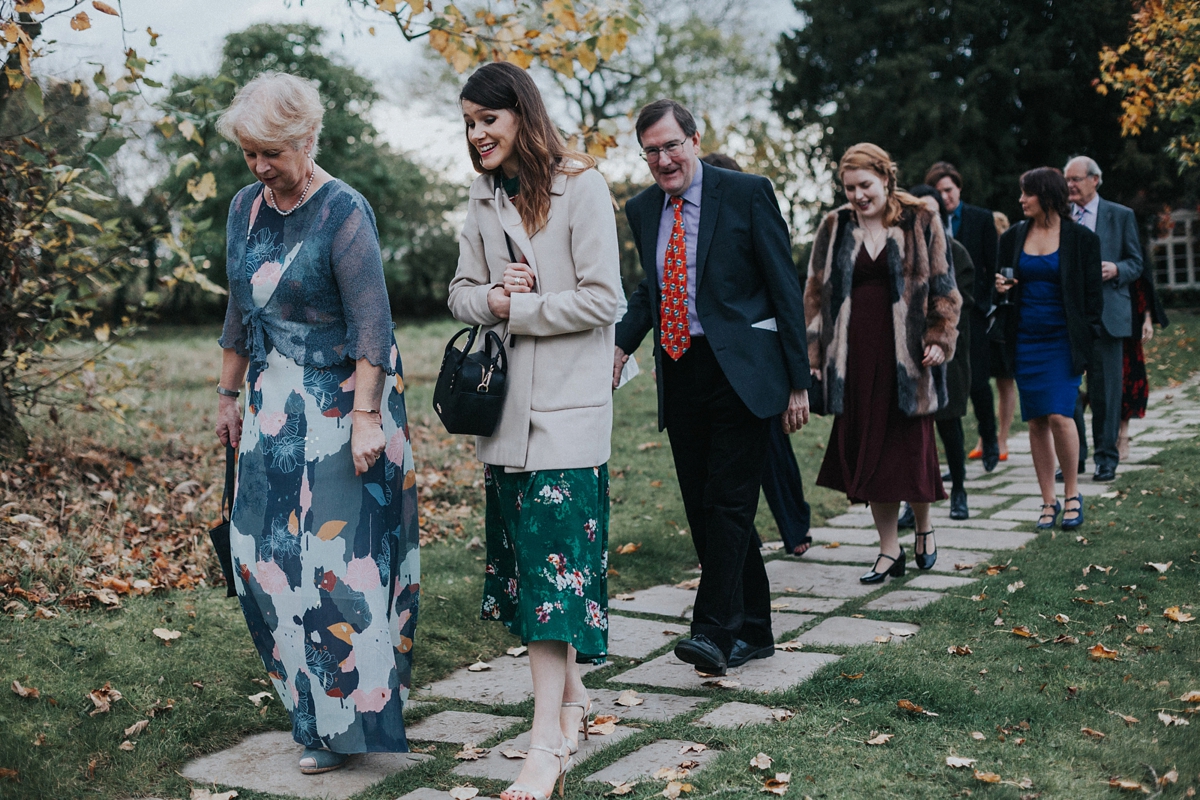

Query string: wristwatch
[216,385,241,398]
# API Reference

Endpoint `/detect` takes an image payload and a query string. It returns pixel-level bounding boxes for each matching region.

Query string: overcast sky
[35,0,803,183]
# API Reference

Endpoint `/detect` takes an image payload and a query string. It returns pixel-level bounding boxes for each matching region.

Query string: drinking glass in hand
[998,268,1016,306]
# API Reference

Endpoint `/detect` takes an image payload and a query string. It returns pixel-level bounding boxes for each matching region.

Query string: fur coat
[804,203,962,417]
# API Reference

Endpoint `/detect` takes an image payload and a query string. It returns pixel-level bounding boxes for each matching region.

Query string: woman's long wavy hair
[460,62,594,234]
[838,143,924,228]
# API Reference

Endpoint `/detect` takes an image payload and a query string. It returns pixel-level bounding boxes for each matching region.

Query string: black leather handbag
[208,444,238,598]
[433,325,508,436]
[808,374,827,417]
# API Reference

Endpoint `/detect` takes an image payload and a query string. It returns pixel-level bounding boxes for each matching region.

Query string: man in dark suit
[613,100,811,676]
[1065,156,1143,482]
[925,162,1001,473]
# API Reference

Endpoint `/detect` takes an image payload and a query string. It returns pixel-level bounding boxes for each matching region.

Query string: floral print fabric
[230,202,420,754]
[481,465,610,663]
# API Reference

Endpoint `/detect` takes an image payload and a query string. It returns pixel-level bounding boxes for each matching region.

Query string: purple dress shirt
[655,162,704,336]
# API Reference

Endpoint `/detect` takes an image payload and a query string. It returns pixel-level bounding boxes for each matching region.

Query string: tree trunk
[0,384,29,462]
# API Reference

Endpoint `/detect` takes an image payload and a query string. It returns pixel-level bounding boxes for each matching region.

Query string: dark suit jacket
[954,202,998,317]
[997,219,1104,377]
[614,162,811,430]
[1093,197,1144,337]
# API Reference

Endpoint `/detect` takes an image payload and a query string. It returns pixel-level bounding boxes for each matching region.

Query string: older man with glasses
[613,99,812,676]
[1063,156,1143,483]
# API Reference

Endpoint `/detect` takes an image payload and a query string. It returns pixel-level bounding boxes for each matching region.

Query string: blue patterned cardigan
[219,180,397,375]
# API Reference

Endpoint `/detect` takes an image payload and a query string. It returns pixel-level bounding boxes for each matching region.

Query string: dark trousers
[762,417,811,551]
[969,314,998,449]
[662,337,773,654]
[936,417,966,491]
[1075,333,1125,471]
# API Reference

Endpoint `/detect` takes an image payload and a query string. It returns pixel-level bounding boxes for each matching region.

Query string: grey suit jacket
[1093,197,1143,338]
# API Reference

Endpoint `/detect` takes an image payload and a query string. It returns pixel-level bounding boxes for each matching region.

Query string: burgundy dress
[1121,276,1150,421]
[816,246,946,504]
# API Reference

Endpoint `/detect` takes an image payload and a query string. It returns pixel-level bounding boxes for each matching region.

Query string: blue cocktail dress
[1014,250,1081,420]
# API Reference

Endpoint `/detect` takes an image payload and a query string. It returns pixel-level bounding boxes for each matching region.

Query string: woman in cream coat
[448,62,621,800]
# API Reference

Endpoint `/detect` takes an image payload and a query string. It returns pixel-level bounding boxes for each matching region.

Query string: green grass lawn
[0,311,1198,799]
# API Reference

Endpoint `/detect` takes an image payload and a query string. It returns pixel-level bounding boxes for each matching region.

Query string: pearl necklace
[266,160,315,216]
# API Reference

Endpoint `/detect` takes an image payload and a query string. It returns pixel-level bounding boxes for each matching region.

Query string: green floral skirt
[480,464,610,663]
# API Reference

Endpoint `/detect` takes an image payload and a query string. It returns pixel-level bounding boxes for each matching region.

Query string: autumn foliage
[1098,0,1200,169]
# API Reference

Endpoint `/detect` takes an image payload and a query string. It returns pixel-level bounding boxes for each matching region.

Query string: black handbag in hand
[808,374,827,417]
[208,444,238,598]
[433,325,508,436]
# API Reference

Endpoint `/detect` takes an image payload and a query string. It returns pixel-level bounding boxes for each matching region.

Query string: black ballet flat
[914,530,937,570]
[860,548,906,584]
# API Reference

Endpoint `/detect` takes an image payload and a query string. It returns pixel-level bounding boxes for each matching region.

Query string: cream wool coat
[448,167,622,472]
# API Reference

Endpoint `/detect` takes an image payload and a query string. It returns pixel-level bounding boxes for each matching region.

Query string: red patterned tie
[660,196,690,360]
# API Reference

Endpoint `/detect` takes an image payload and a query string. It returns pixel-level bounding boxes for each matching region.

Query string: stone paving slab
[419,655,603,706]
[928,548,994,573]
[608,613,687,659]
[1127,446,1162,461]
[932,528,1037,550]
[584,739,720,784]
[764,560,883,597]
[933,493,1009,509]
[404,710,524,744]
[609,585,695,619]
[772,612,815,637]
[933,516,1021,530]
[862,589,944,611]
[823,512,878,528]
[1132,430,1182,442]
[396,790,454,800]
[587,688,707,722]
[180,731,431,800]
[694,701,786,728]
[994,481,1112,496]
[791,544,884,564]
[807,527,913,546]
[905,573,978,590]
[990,508,1044,522]
[768,595,847,614]
[796,617,919,647]
[612,650,842,693]
[452,726,637,782]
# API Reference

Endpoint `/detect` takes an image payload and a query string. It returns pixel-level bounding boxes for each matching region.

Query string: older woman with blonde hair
[213,70,420,774]
[805,143,961,584]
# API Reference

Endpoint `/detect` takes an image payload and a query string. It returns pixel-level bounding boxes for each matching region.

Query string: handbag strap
[221,444,236,522]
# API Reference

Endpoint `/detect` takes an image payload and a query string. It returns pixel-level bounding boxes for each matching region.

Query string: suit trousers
[662,337,773,654]
[969,313,998,448]
[762,416,811,552]
[936,417,966,491]
[1075,333,1125,471]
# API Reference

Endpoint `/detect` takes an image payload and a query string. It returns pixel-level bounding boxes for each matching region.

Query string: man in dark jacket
[613,100,811,676]
[926,162,1001,473]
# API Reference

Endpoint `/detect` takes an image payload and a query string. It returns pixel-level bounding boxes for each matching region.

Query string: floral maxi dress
[222,181,420,753]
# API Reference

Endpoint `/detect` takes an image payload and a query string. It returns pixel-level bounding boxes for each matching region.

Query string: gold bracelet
[352,408,380,415]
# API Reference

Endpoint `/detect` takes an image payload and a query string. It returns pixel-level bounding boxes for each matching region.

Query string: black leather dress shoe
[897,503,915,529]
[674,634,728,675]
[982,442,1000,473]
[728,639,775,668]
[1093,466,1116,482]
[949,487,969,520]
[1056,462,1086,483]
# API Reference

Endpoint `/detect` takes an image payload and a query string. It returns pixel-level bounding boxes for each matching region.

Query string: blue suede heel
[1061,494,1084,530]
[1037,501,1061,530]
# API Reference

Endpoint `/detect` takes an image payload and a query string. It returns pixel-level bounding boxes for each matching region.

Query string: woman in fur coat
[805,143,962,584]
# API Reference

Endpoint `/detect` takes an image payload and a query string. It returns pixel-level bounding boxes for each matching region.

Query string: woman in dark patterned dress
[448,63,622,800]
[214,72,420,775]
[805,144,961,585]
[1118,271,1170,458]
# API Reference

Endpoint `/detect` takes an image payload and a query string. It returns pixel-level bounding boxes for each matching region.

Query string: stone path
[177,378,1199,799]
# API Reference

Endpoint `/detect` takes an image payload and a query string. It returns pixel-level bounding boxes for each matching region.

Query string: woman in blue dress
[995,167,1102,531]
[213,71,420,775]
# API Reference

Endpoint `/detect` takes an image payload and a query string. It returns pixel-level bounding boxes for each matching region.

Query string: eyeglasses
[1065,175,1096,184]
[640,140,686,162]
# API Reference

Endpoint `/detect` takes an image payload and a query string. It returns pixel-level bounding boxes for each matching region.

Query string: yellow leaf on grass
[1107,777,1149,792]
[1088,644,1119,660]
[973,770,1002,783]
[1010,625,1033,637]
[1081,726,1106,739]
[761,773,790,795]
[615,542,640,554]
[11,681,39,699]
[152,628,181,643]
[945,756,976,768]
[1163,606,1195,623]
[1157,711,1189,727]
[1179,690,1200,703]
[947,645,972,656]
[316,520,347,541]
[866,732,892,745]
[749,752,773,770]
